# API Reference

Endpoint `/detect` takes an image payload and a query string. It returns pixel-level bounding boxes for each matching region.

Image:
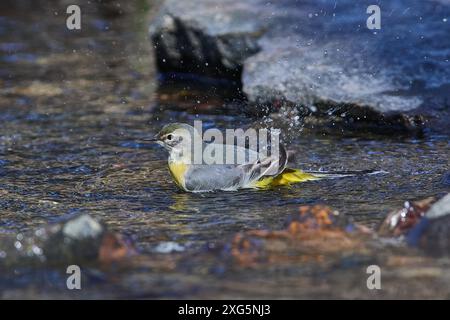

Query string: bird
[148,123,372,193]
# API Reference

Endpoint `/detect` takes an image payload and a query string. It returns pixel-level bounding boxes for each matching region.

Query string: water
[0,1,449,299]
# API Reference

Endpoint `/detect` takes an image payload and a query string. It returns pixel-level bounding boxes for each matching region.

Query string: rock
[47,214,136,264]
[43,214,107,263]
[149,0,261,80]
[409,193,450,256]
[98,232,136,264]
[378,197,435,237]
[424,193,450,220]
[230,205,371,267]
[150,0,450,131]
[0,214,135,268]
[379,194,450,256]
[62,214,104,240]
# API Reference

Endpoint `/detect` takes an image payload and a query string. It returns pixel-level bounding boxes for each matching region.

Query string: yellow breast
[168,161,188,189]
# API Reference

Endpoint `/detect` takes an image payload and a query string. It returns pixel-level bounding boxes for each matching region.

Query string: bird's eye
[167,134,173,141]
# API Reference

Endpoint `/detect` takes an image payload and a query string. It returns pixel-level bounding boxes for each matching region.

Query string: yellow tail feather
[253,168,321,189]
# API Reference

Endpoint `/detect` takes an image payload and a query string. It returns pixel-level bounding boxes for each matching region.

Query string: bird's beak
[140,134,159,143]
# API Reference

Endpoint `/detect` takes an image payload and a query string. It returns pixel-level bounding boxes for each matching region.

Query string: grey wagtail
[148,123,370,193]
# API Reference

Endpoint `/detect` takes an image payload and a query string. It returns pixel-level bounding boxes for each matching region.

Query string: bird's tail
[253,168,384,189]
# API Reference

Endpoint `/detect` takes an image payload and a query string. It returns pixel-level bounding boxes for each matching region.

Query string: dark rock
[150,0,450,130]
[0,214,135,269]
[149,0,261,80]
[411,194,450,256]
[43,214,107,263]
[376,193,450,256]
[378,194,450,256]
[413,216,450,256]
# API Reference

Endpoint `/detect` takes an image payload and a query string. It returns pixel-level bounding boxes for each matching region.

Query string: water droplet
[32,245,43,256]
[14,241,22,250]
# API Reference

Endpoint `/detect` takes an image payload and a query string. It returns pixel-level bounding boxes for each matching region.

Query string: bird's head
[149,123,200,160]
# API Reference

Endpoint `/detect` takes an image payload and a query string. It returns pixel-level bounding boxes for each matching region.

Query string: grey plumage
[184,164,245,191]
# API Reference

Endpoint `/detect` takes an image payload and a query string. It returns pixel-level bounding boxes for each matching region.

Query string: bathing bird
[148,123,362,193]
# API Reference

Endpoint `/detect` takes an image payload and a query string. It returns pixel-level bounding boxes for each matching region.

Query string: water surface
[0,1,449,299]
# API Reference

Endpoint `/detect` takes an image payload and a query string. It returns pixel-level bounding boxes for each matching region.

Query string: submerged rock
[43,214,106,263]
[150,0,450,131]
[379,194,450,256]
[230,205,371,267]
[378,197,435,237]
[229,196,450,269]
[44,214,136,264]
[0,214,135,269]
[411,194,450,256]
[62,214,104,240]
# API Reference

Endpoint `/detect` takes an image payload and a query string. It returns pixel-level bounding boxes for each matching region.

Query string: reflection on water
[0,0,449,299]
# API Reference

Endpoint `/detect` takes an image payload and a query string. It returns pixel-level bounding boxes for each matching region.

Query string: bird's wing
[201,143,264,165]
[184,143,288,191]
[238,143,288,186]
[184,164,245,192]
